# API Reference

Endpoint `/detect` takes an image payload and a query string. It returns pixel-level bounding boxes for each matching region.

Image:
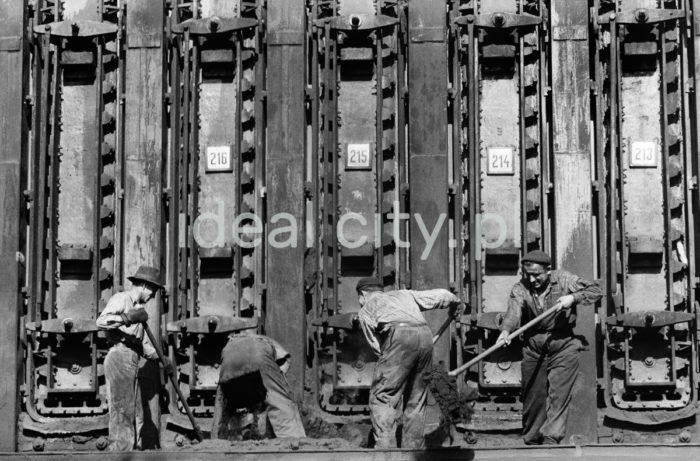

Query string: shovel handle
[448,302,562,377]
[143,323,204,442]
[432,315,454,344]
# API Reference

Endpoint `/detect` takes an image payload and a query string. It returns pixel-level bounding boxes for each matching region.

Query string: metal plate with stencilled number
[346,143,372,170]
[205,145,233,172]
[629,141,658,168]
[487,147,515,175]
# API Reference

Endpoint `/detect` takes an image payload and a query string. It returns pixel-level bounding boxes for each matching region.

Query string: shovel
[143,322,204,442]
[422,302,563,439]
[448,302,562,377]
[432,314,454,344]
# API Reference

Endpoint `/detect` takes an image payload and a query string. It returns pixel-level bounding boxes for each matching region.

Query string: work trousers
[370,323,433,449]
[104,344,159,451]
[520,332,580,445]
[212,337,306,439]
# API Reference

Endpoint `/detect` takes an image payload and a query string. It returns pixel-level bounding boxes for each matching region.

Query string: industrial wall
[1,0,700,452]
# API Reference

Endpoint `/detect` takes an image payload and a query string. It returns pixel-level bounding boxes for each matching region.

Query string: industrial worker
[96,265,170,451]
[497,250,602,445]
[355,278,463,448]
[211,331,306,439]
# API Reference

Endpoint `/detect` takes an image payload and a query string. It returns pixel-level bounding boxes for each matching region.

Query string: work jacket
[500,270,603,334]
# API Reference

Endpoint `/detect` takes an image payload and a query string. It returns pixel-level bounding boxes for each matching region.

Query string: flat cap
[521,250,551,266]
[356,277,384,292]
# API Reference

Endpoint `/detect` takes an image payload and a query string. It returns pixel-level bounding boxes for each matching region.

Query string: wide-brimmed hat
[128,265,165,289]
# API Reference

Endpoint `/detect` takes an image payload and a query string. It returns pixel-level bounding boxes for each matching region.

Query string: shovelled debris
[163,437,355,452]
[422,363,476,428]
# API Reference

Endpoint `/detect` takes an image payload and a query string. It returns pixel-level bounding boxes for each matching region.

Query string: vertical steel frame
[0,0,28,451]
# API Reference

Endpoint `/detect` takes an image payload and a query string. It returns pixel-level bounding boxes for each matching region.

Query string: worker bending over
[355,278,463,448]
[96,265,171,451]
[498,250,602,445]
[212,331,306,439]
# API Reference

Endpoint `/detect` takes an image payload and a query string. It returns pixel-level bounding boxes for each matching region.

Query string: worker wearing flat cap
[498,250,602,445]
[355,278,463,448]
[97,265,172,451]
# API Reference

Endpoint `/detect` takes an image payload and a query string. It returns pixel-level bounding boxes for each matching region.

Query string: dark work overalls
[502,270,602,445]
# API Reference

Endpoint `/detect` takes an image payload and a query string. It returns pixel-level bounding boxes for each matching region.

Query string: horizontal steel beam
[6,445,700,460]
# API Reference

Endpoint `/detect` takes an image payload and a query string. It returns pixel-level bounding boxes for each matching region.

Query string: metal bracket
[315,14,398,32]
[26,318,99,334]
[606,310,695,328]
[171,17,258,36]
[598,9,685,25]
[33,20,118,38]
[455,12,542,29]
[166,315,258,334]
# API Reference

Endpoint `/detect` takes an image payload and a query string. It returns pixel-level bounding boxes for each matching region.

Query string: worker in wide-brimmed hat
[497,250,602,445]
[97,265,172,451]
[355,278,463,448]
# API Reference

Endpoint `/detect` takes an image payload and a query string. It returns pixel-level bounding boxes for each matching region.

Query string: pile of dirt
[300,407,341,439]
[422,364,476,427]
[299,405,370,447]
[164,437,355,452]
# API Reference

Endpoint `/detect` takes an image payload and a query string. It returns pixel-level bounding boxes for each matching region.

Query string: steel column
[266,0,306,399]
[0,0,27,452]
[408,0,450,358]
[550,0,597,443]
[123,0,166,447]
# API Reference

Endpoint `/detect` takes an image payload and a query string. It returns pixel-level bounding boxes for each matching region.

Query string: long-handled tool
[448,302,562,377]
[432,315,454,344]
[143,322,204,442]
[432,302,466,344]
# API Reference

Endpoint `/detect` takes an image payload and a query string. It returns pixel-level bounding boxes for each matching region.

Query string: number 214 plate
[487,147,515,175]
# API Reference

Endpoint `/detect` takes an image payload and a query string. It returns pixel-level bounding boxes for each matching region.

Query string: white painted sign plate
[630,141,657,168]
[205,145,233,172]
[487,147,515,175]
[346,143,371,170]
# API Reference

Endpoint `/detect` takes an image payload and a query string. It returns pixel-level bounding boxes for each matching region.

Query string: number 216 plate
[205,145,233,173]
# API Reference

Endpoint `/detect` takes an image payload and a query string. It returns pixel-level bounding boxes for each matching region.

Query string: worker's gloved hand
[122,307,149,326]
[160,356,176,376]
[555,295,576,312]
[497,330,510,347]
[449,302,466,319]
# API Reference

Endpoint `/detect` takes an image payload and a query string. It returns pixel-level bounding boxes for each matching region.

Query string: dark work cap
[521,250,551,266]
[356,277,384,292]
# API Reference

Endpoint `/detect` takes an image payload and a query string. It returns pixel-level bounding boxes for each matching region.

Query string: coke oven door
[308,2,408,414]
[452,0,551,429]
[165,0,264,430]
[23,0,122,435]
[592,0,698,426]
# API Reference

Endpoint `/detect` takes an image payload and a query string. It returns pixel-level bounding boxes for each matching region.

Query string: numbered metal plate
[629,141,657,168]
[487,147,515,175]
[346,143,372,170]
[205,145,233,172]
